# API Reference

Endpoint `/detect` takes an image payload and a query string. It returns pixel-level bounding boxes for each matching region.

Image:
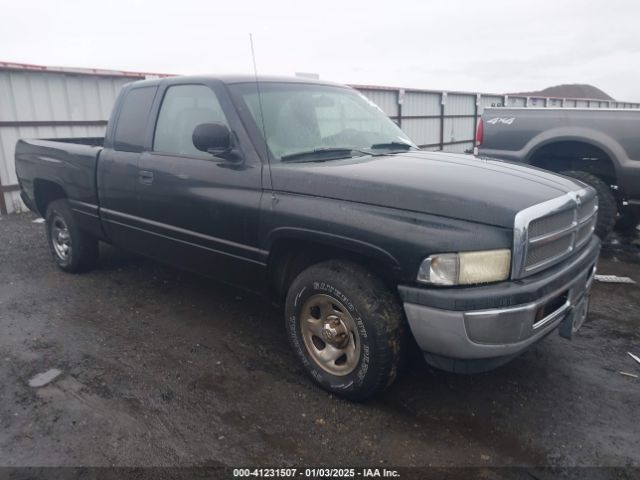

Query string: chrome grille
[578,196,597,220]
[529,209,575,238]
[576,216,596,247]
[512,188,598,278]
[526,234,574,268]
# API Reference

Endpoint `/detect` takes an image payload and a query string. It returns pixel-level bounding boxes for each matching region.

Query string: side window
[113,86,157,152]
[153,85,229,156]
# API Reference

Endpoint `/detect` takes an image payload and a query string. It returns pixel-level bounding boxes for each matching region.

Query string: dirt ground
[1,213,639,471]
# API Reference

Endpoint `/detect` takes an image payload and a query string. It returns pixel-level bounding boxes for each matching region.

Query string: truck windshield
[230,82,417,162]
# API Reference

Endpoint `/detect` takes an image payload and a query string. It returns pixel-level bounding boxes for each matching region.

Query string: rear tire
[560,170,617,239]
[45,199,98,273]
[285,260,405,401]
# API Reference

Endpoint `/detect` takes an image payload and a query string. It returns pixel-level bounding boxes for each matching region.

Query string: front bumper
[399,236,600,370]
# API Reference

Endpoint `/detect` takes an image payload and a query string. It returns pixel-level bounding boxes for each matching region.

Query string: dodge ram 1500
[16,76,600,399]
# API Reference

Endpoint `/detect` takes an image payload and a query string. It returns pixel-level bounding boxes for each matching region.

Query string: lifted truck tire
[45,199,99,273]
[285,260,405,401]
[560,170,617,239]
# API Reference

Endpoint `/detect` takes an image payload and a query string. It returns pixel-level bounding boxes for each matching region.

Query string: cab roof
[127,74,347,89]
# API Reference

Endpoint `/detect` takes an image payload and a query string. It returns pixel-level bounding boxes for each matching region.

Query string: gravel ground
[0,213,639,472]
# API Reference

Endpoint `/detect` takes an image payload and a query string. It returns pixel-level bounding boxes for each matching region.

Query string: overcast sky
[2,0,639,101]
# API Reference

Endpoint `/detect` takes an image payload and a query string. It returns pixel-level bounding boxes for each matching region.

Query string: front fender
[262,193,512,284]
[266,226,402,275]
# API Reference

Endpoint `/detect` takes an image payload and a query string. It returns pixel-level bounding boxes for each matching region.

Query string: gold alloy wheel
[299,293,361,376]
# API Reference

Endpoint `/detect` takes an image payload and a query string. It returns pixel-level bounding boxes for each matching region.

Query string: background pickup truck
[16,75,600,400]
[477,107,640,238]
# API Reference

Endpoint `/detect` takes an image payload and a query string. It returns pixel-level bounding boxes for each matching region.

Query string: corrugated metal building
[352,85,640,155]
[0,62,165,215]
[1,61,639,215]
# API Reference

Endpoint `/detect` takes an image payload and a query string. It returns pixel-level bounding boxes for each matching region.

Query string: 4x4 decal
[487,117,515,125]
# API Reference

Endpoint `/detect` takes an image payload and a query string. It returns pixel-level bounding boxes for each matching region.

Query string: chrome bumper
[403,255,597,362]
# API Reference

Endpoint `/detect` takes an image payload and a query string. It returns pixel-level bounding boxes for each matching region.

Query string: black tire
[285,260,405,401]
[45,199,98,273]
[560,170,617,239]
[615,211,640,234]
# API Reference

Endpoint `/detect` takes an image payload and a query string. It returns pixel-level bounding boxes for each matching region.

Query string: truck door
[136,82,265,291]
[98,85,157,250]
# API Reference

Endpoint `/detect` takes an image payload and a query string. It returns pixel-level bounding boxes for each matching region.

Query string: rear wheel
[285,260,405,401]
[560,170,617,239]
[45,199,98,272]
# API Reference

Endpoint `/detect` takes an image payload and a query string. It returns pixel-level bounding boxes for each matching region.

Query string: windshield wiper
[281,147,373,163]
[369,141,414,150]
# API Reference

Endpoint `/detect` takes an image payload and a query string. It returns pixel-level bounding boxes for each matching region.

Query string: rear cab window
[113,86,157,152]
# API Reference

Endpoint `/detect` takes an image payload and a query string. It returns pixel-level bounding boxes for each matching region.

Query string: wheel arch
[524,133,621,185]
[33,178,67,216]
[266,228,402,302]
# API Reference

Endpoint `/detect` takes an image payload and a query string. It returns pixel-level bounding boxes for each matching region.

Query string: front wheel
[285,260,405,401]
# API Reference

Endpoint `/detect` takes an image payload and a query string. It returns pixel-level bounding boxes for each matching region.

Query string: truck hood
[270,150,585,228]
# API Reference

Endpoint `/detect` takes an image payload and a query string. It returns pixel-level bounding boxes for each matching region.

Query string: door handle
[139,170,154,185]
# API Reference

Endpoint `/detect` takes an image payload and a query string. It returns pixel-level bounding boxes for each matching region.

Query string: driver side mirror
[192,122,232,157]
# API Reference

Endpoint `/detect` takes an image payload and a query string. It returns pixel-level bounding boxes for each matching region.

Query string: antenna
[249,34,274,188]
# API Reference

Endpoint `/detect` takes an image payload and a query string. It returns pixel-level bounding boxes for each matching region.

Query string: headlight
[417,249,511,286]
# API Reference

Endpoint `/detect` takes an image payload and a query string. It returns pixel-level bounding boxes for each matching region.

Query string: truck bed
[15,137,104,214]
[38,137,105,147]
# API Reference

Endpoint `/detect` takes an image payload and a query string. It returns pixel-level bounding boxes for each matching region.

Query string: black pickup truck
[16,76,600,400]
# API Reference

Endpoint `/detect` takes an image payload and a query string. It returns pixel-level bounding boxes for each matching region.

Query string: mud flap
[559,294,590,340]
